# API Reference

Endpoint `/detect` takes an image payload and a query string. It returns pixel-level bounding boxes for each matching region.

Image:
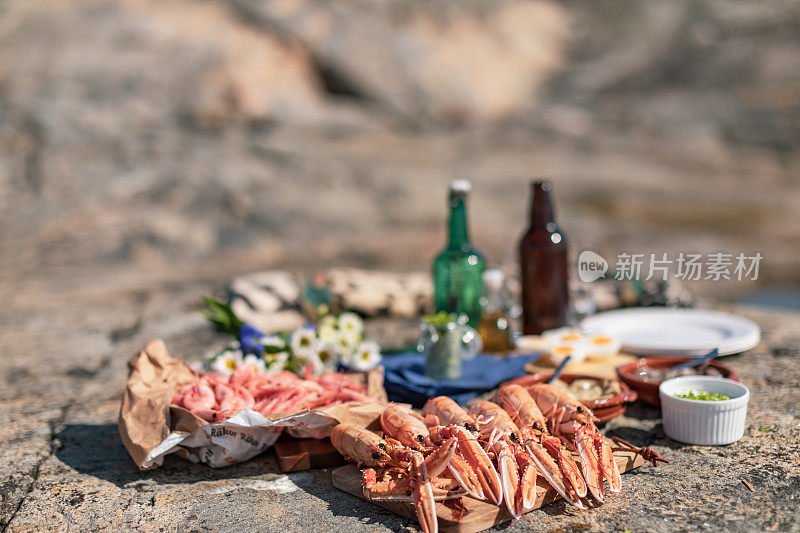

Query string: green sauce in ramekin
[676,391,730,401]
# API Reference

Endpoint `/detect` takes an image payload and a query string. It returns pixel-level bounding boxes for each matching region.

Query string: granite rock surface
[2,300,799,532]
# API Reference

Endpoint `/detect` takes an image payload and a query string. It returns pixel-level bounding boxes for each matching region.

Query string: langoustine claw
[381,404,484,501]
[331,423,458,533]
[467,401,542,517]
[528,383,622,502]
[493,384,588,508]
[423,397,503,505]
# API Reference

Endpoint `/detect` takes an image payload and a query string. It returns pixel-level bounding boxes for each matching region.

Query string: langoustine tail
[594,432,622,493]
[574,426,604,503]
[410,453,438,533]
[526,440,587,510]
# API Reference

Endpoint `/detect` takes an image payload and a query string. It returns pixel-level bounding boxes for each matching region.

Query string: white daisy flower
[211,349,243,377]
[243,353,267,373]
[347,341,382,371]
[318,324,338,344]
[337,312,364,335]
[313,340,339,372]
[263,350,289,373]
[260,334,286,350]
[344,328,363,344]
[334,330,358,358]
[319,314,337,328]
[290,327,317,358]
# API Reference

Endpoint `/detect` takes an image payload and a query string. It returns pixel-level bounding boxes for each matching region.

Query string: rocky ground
[1,0,799,531]
[1,0,799,297]
[2,301,799,532]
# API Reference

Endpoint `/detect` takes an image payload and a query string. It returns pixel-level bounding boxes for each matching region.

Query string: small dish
[506,373,637,422]
[659,376,749,445]
[547,343,587,365]
[542,327,584,347]
[616,357,740,407]
[585,334,621,361]
[514,335,549,352]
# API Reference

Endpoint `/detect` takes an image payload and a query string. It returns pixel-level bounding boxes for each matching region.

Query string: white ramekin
[659,376,749,445]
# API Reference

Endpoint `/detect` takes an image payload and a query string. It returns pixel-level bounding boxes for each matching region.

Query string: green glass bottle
[433,180,486,326]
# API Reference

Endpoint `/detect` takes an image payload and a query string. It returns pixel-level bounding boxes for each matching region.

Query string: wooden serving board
[331,438,644,533]
[524,353,637,380]
[274,435,346,472]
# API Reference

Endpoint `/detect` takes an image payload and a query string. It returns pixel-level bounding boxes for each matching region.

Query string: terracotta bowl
[616,357,740,407]
[505,373,637,422]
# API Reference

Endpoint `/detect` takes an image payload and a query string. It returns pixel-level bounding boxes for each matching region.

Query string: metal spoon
[668,348,719,373]
[547,355,572,384]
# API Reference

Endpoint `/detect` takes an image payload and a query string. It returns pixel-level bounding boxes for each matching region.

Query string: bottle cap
[532,179,552,192]
[449,179,472,195]
[483,269,505,289]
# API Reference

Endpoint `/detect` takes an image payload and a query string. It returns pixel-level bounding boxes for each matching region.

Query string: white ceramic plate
[580,308,760,356]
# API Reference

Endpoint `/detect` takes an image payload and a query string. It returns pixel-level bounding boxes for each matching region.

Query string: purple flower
[239,323,266,355]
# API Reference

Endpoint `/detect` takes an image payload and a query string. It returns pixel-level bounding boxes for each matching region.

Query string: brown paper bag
[118,339,388,469]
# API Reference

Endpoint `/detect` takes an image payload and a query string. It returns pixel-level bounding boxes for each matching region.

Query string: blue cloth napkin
[381,352,540,408]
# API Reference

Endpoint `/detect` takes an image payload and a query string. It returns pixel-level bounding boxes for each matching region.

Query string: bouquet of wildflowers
[201,297,382,377]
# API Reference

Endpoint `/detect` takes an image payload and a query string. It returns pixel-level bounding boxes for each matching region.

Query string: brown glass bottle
[519,180,569,335]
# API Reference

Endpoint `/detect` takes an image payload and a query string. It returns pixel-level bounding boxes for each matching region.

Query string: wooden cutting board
[331,439,643,533]
[524,353,638,380]
[273,435,346,472]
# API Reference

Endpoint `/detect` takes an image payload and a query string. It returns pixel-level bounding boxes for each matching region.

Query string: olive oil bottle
[477,269,513,353]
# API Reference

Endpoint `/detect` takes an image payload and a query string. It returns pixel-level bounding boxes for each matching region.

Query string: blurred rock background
[1,3,799,529]
[1,0,799,365]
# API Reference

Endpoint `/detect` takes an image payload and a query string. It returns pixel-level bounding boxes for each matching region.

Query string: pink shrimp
[178,379,215,411]
[172,363,377,422]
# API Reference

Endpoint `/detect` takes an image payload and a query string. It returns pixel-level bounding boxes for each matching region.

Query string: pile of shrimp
[171,364,375,422]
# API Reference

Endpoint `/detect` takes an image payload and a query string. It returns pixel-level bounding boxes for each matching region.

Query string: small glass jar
[419,314,482,381]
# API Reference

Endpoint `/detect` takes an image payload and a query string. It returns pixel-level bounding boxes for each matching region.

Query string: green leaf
[285,357,301,375]
[422,311,454,329]
[263,345,286,354]
[201,295,244,336]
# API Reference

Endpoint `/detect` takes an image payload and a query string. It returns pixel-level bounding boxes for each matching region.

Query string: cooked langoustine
[421,397,504,505]
[528,383,622,502]
[467,401,538,518]
[492,384,588,509]
[380,404,487,501]
[331,423,463,533]
[421,396,478,431]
